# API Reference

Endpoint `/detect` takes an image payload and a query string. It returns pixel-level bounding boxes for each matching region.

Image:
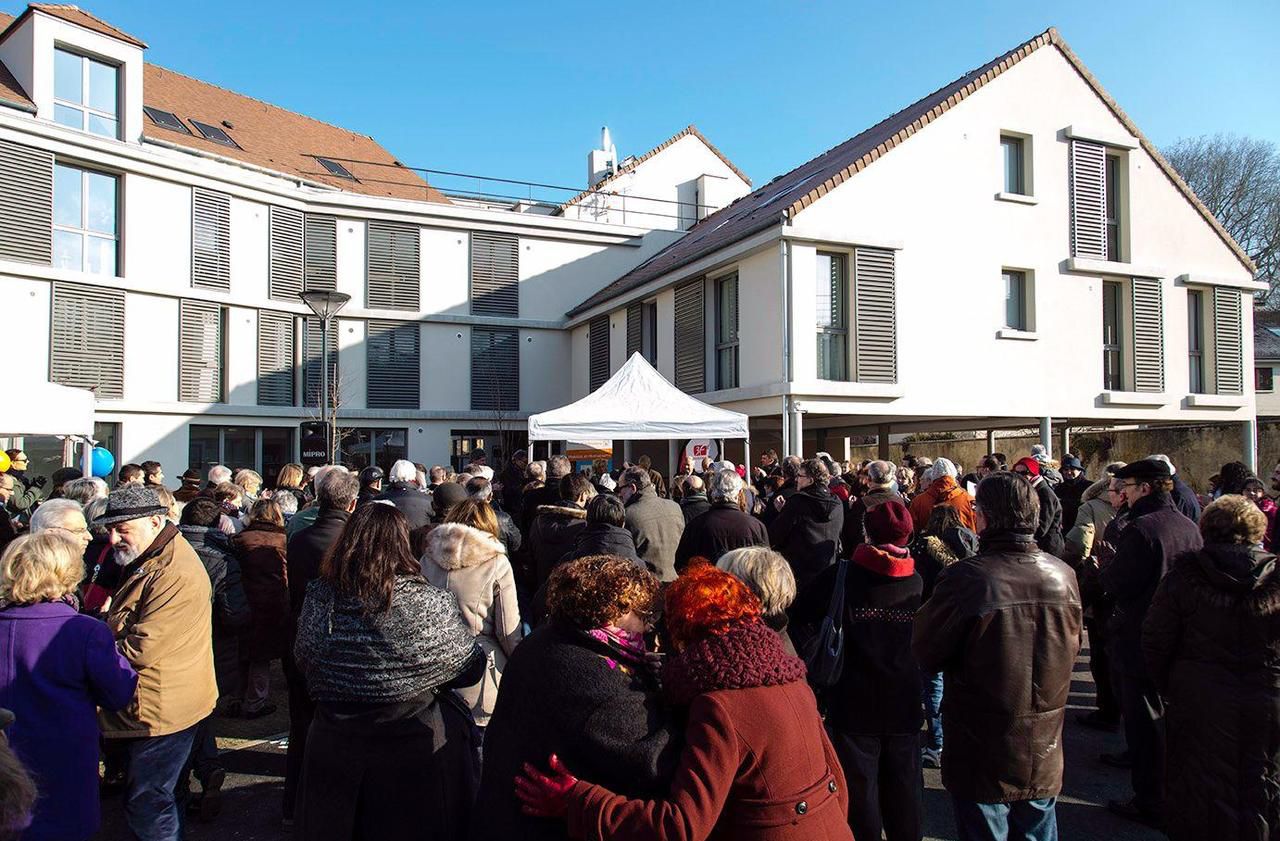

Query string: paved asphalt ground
[100,632,1165,840]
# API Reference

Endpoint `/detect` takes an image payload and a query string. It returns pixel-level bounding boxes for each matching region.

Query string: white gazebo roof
[528,353,749,441]
[0,380,96,437]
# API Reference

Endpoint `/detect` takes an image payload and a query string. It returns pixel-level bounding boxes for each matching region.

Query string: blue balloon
[91,446,115,479]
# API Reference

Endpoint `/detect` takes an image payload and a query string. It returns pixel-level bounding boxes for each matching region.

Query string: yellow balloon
[0,451,9,472]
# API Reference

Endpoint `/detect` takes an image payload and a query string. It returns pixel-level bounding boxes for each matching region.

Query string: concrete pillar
[877,424,891,460]
[842,437,852,464]
[790,407,805,457]
[1039,417,1053,459]
[623,440,633,465]
[780,397,791,458]
[1059,426,1071,458]
[668,439,680,477]
[717,439,725,463]
[1243,419,1258,473]
[743,438,752,472]
[986,429,996,453]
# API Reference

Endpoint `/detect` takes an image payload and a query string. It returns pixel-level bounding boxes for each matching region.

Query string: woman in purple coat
[0,531,137,841]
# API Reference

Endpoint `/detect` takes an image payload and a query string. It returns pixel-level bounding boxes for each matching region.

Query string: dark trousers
[184,716,220,787]
[1119,672,1165,814]
[830,730,923,841]
[282,650,314,821]
[1085,616,1119,720]
[119,725,198,841]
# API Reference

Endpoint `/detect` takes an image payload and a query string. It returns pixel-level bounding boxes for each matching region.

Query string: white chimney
[587,126,617,188]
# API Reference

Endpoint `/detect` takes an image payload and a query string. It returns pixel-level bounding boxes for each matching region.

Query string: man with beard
[94,484,216,841]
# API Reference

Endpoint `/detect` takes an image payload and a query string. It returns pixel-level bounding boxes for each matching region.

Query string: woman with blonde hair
[274,463,307,508]
[421,498,524,731]
[0,532,137,841]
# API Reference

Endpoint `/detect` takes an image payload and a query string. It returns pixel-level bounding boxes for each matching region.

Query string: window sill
[994,192,1038,206]
[1175,273,1269,293]
[996,328,1038,341]
[1099,391,1166,406]
[1066,257,1162,278]
[1186,393,1248,409]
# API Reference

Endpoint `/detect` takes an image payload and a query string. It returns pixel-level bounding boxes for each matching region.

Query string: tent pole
[743,438,751,473]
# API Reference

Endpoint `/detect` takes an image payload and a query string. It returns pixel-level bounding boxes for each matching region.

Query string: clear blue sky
[20,0,1280,197]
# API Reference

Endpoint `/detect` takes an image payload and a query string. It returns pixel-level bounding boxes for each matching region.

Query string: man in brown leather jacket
[913,471,1082,841]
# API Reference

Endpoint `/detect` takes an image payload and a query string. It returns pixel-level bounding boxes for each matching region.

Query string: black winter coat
[495,507,522,557]
[769,484,844,592]
[840,487,905,555]
[1172,475,1202,522]
[286,508,350,618]
[1031,479,1065,558]
[180,524,251,693]
[1054,476,1093,536]
[529,504,587,585]
[1100,492,1203,675]
[520,483,564,536]
[679,494,711,524]
[377,482,433,530]
[560,521,640,566]
[1143,544,1280,841]
[674,502,769,572]
[471,621,681,841]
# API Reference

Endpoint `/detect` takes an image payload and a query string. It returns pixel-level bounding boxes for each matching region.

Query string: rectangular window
[257,310,295,406]
[673,278,706,393]
[1187,290,1205,394]
[589,315,610,392]
[1000,135,1025,194]
[643,301,659,366]
[269,206,304,301]
[179,300,224,403]
[302,318,338,409]
[1105,155,1122,261]
[338,428,408,475]
[715,274,739,390]
[817,252,849,380]
[0,139,54,265]
[367,220,420,310]
[53,163,118,276]
[1257,367,1274,393]
[470,232,519,317]
[303,214,337,292]
[471,327,519,412]
[1102,280,1123,390]
[191,188,231,291]
[54,48,119,138]
[188,425,297,481]
[1003,270,1027,331]
[366,320,420,409]
[50,281,124,398]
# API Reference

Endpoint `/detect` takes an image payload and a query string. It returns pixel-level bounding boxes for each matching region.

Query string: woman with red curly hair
[517,564,852,841]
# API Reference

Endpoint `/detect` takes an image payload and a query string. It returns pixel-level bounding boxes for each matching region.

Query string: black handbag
[801,557,847,688]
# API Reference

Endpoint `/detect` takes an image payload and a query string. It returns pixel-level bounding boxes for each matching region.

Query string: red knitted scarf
[852,543,915,578]
[662,620,807,707]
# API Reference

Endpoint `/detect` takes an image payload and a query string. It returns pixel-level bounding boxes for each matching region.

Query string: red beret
[1014,457,1041,477]
[865,499,913,547]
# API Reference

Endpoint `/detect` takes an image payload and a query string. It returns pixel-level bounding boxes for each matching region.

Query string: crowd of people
[0,441,1278,841]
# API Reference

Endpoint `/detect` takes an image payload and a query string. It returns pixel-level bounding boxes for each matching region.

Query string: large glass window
[1001,135,1025,195]
[715,274,739,390]
[1187,290,1205,394]
[641,301,658,367]
[54,163,118,276]
[816,252,849,380]
[1103,280,1123,390]
[54,48,119,138]
[1105,155,1122,261]
[339,428,407,475]
[1004,270,1027,331]
[1257,367,1275,393]
[189,425,297,477]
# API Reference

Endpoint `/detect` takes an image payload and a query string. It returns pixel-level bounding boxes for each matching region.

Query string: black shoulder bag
[801,557,847,689]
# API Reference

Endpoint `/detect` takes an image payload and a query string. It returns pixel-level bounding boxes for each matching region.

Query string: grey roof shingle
[1255,312,1280,360]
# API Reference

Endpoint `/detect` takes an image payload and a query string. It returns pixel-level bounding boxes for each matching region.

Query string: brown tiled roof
[0,12,31,110]
[2,4,146,48]
[567,28,1256,318]
[556,124,751,211]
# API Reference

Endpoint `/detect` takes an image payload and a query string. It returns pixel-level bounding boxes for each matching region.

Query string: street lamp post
[299,290,352,464]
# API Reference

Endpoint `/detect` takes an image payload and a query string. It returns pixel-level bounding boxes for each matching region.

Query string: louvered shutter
[191,188,230,291]
[304,214,337,292]
[471,327,519,411]
[1131,276,1165,392]
[368,221,420,309]
[0,139,53,264]
[626,303,642,358]
[302,318,339,409]
[367,320,420,409]
[50,282,124,398]
[470,232,519,317]
[1213,287,1243,395]
[1070,140,1107,260]
[269,206,304,301]
[674,278,705,393]
[589,315,610,392]
[258,310,295,406]
[854,247,897,383]
[179,300,223,402]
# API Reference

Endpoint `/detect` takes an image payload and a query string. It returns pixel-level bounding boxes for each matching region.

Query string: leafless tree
[1165,134,1280,304]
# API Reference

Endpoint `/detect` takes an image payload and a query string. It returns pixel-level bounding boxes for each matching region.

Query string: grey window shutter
[1213,287,1243,395]
[470,232,519,317]
[258,310,295,406]
[626,303,642,358]
[50,282,124,398]
[674,278,705,393]
[269,206,304,301]
[179,300,223,402]
[304,214,337,292]
[1070,140,1107,260]
[368,220,420,309]
[1131,276,1165,392]
[854,247,897,383]
[191,188,231,291]
[367,319,421,409]
[589,315,610,391]
[471,327,519,412]
[302,317,339,409]
[0,139,53,265]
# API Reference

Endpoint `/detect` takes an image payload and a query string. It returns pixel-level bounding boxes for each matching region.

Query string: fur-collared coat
[421,523,524,725]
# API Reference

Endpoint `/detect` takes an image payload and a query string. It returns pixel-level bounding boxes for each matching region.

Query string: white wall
[229,197,268,301]
[124,175,190,290]
[422,227,469,315]
[522,329,570,411]
[123,292,178,402]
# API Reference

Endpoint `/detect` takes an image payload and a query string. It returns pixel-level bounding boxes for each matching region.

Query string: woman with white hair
[0,532,138,841]
[717,545,798,655]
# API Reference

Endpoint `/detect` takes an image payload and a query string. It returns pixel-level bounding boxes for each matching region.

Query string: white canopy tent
[1,381,96,437]
[528,353,749,465]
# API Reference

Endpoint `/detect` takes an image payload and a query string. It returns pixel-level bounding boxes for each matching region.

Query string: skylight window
[316,157,357,181]
[1268,327,1280,338]
[143,106,191,134]
[190,120,240,149]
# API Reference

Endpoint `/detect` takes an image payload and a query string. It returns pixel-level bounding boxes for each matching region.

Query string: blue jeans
[922,670,944,750]
[951,796,1058,841]
[121,725,198,841]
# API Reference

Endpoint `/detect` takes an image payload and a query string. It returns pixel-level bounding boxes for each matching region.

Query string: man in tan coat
[95,484,216,841]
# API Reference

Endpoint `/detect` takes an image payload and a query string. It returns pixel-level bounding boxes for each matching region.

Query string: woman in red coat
[517,564,852,841]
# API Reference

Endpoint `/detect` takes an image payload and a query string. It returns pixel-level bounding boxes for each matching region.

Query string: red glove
[515,754,578,818]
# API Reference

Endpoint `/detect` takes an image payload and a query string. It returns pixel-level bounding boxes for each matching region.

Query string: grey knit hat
[94,484,168,526]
